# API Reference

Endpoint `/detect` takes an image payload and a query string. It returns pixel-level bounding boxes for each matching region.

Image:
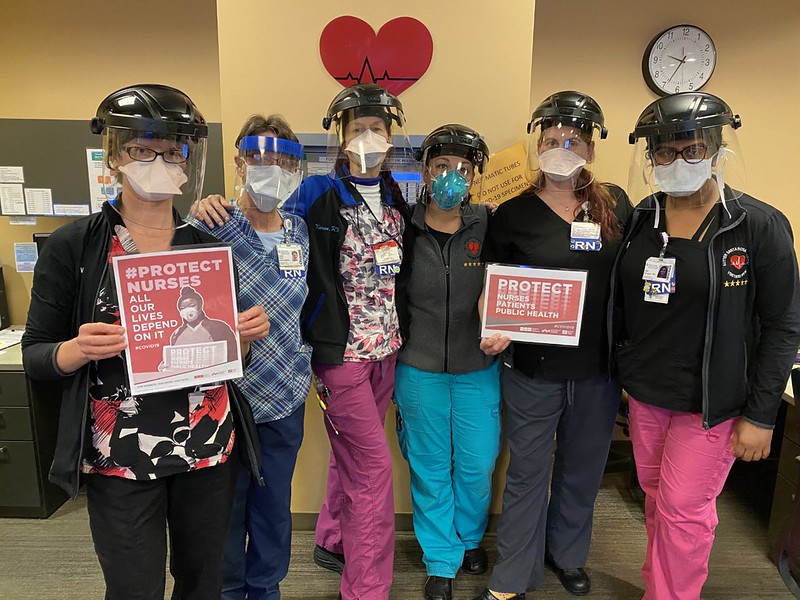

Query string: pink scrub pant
[313,353,397,600]
[629,397,739,600]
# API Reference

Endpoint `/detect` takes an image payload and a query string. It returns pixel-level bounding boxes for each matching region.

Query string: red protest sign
[481,263,588,346]
[112,246,242,395]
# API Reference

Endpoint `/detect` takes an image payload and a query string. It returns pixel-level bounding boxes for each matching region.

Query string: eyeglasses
[650,143,708,166]
[124,145,189,164]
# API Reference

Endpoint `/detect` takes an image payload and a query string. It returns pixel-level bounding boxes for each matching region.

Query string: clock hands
[667,48,687,83]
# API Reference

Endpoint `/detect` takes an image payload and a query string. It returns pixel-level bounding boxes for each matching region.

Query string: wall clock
[643,24,716,96]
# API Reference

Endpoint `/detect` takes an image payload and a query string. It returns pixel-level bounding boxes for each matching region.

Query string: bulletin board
[0,119,225,218]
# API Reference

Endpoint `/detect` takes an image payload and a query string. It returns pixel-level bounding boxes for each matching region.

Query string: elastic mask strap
[715,148,732,220]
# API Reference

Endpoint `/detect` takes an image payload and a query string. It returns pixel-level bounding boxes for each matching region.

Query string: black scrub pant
[487,366,620,594]
[85,455,238,600]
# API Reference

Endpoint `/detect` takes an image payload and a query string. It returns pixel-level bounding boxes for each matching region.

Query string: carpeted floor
[0,471,794,599]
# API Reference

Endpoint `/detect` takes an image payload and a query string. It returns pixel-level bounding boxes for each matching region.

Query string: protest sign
[112,246,242,395]
[481,263,587,346]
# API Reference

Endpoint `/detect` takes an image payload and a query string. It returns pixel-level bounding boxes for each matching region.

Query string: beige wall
[530,0,800,245]
[215,0,536,515]
[216,0,536,196]
[0,0,222,324]
[3,0,799,518]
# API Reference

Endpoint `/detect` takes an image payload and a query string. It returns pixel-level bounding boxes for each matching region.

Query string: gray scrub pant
[487,366,621,593]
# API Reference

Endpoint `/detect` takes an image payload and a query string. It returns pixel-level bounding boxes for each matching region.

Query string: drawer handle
[0,410,4,428]
[0,447,7,462]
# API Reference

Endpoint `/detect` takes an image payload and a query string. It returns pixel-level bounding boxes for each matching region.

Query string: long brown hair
[531,169,620,240]
[534,129,620,240]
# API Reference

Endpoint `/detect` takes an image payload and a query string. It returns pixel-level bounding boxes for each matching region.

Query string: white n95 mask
[117,157,188,202]
[180,307,199,322]
[245,165,302,212]
[538,148,587,181]
[653,158,713,197]
[345,129,393,173]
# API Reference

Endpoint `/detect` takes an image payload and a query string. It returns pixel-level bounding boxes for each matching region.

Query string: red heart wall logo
[319,16,434,96]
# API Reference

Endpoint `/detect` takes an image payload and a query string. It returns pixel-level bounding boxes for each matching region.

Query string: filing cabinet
[0,345,67,518]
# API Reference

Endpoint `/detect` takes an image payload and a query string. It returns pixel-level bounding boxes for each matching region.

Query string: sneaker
[313,544,345,574]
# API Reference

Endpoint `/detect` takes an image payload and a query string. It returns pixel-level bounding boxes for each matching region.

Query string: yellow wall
[0,0,222,324]
[215,0,536,515]
[530,0,800,241]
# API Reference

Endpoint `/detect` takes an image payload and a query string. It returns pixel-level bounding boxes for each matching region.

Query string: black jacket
[282,172,406,365]
[396,201,494,374]
[21,202,262,497]
[609,192,800,428]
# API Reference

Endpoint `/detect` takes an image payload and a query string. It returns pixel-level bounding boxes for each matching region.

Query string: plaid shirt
[189,206,311,422]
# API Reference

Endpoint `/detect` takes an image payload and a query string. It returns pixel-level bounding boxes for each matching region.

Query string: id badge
[570,221,602,252]
[372,240,401,277]
[642,256,676,303]
[277,243,305,279]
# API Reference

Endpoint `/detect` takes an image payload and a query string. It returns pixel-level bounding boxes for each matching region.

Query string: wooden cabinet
[0,346,67,518]
[769,396,799,554]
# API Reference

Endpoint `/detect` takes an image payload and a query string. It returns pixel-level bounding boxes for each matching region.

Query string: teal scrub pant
[395,360,502,578]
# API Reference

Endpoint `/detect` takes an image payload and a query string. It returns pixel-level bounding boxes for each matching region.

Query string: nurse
[395,125,499,600]
[22,84,269,600]
[615,92,800,600]
[190,113,311,600]
[282,83,415,600]
[476,91,633,599]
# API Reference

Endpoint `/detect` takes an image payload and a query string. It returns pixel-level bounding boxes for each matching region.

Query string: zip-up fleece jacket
[282,173,406,365]
[21,203,262,497]
[396,202,494,374]
[609,192,800,429]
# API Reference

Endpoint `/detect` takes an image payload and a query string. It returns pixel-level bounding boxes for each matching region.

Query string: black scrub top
[482,187,632,380]
[616,206,719,413]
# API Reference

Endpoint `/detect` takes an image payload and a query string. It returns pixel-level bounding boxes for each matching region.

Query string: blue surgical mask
[430,170,469,210]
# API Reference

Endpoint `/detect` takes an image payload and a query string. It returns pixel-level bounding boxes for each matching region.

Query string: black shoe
[473,589,525,600]
[461,547,488,575]
[555,567,591,596]
[424,576,453,600]
[314,544,345,574]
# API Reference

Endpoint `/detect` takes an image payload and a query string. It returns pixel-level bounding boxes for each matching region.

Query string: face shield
[235,136,305,212]
[325,105,417,179]
[102,127,207,206]
[421,147,486,210]
[525,118,600,192]
[627,123,746,211]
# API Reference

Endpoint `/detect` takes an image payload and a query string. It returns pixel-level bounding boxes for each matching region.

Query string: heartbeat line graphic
[333,57,420,85]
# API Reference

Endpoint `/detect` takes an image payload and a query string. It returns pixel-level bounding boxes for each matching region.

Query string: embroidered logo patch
[465,237,481,259]
[722,246,749,288]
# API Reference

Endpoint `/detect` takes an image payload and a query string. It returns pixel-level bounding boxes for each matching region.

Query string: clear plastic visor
[234,136,305,210]
[627,124,746,209]
[325,106,417,180]
[525,122,599,192]
[102,127,207,214]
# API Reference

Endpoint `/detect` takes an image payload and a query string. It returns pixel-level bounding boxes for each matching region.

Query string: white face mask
[117,157,188,202]
[653,158,713,197]
[245,165,302,212]
[180,307,199,322]
[344,129,393,173]
[538,147,587,181]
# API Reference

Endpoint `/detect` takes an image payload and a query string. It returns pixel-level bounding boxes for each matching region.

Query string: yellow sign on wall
[471,142,530,205]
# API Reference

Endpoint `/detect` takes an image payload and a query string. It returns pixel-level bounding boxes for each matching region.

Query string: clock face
[644,25,716,96]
